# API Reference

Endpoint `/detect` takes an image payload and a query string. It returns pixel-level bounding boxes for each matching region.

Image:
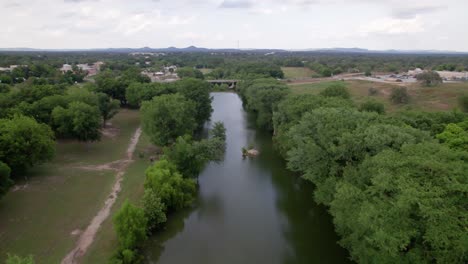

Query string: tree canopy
[141,93,196,146]
[0,115,55,173]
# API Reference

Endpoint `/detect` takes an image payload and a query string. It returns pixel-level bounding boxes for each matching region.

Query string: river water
[144,92,350,264]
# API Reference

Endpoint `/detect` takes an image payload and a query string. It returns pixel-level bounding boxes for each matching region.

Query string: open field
[281,67,315,79]
[0,109,141,263]
[288,80,468,112]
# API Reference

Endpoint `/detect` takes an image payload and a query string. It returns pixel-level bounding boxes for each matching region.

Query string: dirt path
[61,127,142,264]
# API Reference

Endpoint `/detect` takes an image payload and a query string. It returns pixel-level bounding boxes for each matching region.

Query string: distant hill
[0,46,467,55]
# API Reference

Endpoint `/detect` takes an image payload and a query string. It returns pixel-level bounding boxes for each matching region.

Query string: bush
[6,254,34,264]
[113,200,147,251]
[458,94,468,113]
[144,159,196,211]
[368,87,378,96]
[359,100,385,114]
[416,71,442,86]
[319,83,350,99]
[211,122,226,141]
[142,189,167,231]
[390,87,410,104]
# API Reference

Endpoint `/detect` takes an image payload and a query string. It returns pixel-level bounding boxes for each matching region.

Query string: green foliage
[396,110,466,135]
[5,254,34,264]
[319,83,350,99]
[416,71,443,86]
[359,100,385,114]
[125,82,175,108]
[142,188,167,232]
[52,101,101,141]
[458,94,468,113]
[390,87,410,104]
[144,159,196,211]
[0,115,55,173]
[273,94,354,156]
[286,108,429,205]
[436,121,468,150]
[177,67,204,79]
[238,78,289,130]
[175,78,213,127]
[113,200,147,251]
[141,94,196,146]
[97,92,120,126]
[0,161,13,199]
[331,143,468,263]
[211,121,226,141]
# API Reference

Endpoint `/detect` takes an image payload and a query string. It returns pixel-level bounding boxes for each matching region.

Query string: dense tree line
[240,80,468,263]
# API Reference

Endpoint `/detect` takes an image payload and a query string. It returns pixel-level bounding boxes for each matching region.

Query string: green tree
[238,78,289,130]
[177,67,204,80]
[331,143,468,263]
[436,121,468,150]
[0,115,55,173]
[52,101,101,141]
[416,71,443,86]
[359,100,385,114]
[211,121,226,141]
[142,188,167,231]
[97,93,120,127]
[141,94,196,146]
[319,83,350,99]
[273,94,354,156]
[125,82,176,108]
[390,87,410,104]
[113,200,147,251]
[175,78,213,126]
[144,159,196,211]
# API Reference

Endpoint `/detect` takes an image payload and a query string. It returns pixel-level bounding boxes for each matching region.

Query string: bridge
[207,80,238,89]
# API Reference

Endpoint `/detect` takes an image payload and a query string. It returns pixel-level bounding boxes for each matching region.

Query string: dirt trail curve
[61,127,142,264]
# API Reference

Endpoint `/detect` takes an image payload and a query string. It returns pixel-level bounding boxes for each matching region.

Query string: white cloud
[359,17,425,35]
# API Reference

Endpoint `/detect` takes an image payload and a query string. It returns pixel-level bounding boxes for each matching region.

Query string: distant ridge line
[0,46,467,55]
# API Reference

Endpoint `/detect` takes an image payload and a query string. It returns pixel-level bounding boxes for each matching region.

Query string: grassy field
[0,109,141,263]
[281,67,315,79]
[82,132,157,263]
[288,80,468,112]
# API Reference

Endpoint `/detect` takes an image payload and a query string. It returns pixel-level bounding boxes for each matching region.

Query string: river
[144,92,351,264]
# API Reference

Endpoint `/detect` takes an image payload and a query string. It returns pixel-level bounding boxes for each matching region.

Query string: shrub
[113,200,147,251]
[416,71,442,86]
[142,189,167,231]
[359,100,385,114]
[319,83,350,99]
[390,87,410,104]
[368,87,378,96]
[144,159,196,211]
[6,254,34,264]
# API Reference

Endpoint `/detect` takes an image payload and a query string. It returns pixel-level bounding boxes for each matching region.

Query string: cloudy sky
[1,0,467,51]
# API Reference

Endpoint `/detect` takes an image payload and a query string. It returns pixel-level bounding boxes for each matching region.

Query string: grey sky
[0,0,466,51]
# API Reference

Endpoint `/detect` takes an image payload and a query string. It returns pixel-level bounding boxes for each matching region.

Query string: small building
[60,64,73,72]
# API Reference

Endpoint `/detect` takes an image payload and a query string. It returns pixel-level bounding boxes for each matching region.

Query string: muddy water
[144,93,350,264]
